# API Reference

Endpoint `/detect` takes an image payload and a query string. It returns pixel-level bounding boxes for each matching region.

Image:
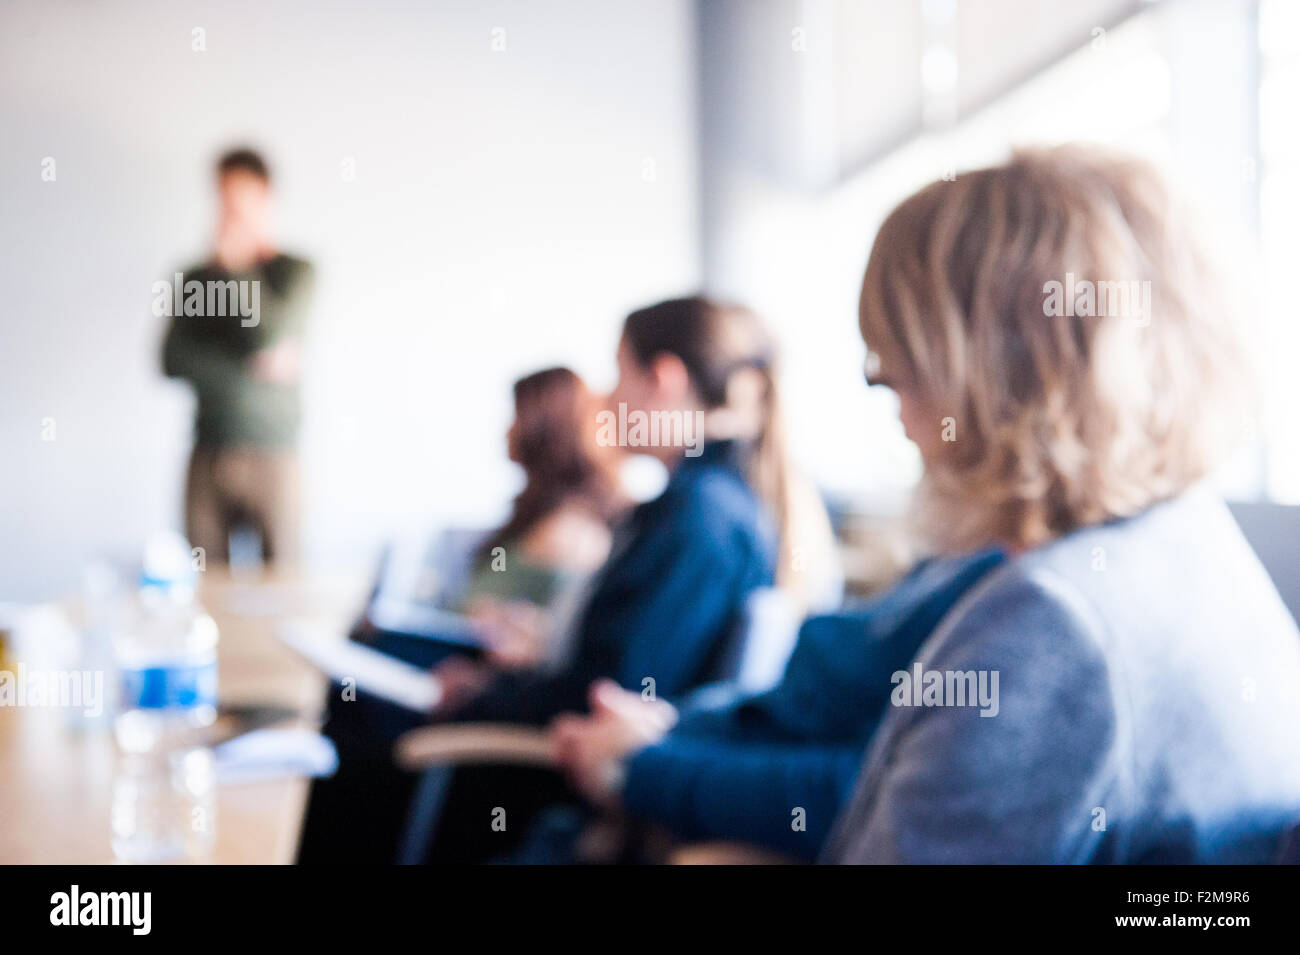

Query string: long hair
[479,367,623,562]
[621,296,800,587]
[859,145,1251,553]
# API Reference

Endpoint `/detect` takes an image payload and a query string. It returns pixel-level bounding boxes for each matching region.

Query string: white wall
[0,0,699,599]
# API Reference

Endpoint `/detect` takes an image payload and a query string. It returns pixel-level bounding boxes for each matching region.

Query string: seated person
[548,547,1005,861]
[356,366,625,669]
[462,365,625,623]
[558,145,1300,865]
[303,297,831,862]
[432,296,830,724]
[415,297,849,863]
[822,146,1300,863]
[298,365,623,862]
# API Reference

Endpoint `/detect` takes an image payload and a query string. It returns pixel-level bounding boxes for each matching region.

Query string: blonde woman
[824,146,1300,863]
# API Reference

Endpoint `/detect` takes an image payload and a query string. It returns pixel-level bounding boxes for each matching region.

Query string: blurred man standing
[162,148,314,566]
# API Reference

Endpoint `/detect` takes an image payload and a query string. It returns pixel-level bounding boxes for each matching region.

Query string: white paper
[277,620,443,713]
[214,728,339,785]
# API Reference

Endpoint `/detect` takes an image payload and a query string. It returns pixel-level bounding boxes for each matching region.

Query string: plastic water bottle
[111,748,216,864]
[111,533,218,863]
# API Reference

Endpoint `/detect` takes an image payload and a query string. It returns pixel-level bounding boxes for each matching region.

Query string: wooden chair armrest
[667,841,801,865]
[394,723,554,771]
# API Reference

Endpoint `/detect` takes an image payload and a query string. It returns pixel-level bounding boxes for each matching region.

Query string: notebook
[277,620,443,713]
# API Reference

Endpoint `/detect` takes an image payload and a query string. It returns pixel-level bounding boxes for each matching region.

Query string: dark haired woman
[298,366,624,862]
[436,296,834,724]
[415,296,837,862]
[456,367,624,668]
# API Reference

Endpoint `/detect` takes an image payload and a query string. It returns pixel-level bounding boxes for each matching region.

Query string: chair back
[1228,500,1300,627]
[709,588,804,694]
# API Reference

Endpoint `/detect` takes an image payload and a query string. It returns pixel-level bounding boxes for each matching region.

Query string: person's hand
[431,655,493,716]
[350,614,379,645]
[550,679,678,808]
[468,598,548,670]
[250,340,301,384]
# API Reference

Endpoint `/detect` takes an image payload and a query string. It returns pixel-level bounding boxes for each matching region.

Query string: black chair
[392,586,806,864]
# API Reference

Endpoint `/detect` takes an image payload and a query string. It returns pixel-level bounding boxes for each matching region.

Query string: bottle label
[120,659,217,710]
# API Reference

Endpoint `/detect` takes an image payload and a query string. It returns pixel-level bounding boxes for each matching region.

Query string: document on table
[214,728,339,784]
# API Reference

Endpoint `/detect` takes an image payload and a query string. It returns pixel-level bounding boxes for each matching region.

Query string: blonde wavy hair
[860,145,1251,553]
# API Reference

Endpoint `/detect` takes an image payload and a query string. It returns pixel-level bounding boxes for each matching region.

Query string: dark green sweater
[161,253,314,448]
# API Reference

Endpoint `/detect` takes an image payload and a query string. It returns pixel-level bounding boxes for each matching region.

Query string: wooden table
[0,568,366,864]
